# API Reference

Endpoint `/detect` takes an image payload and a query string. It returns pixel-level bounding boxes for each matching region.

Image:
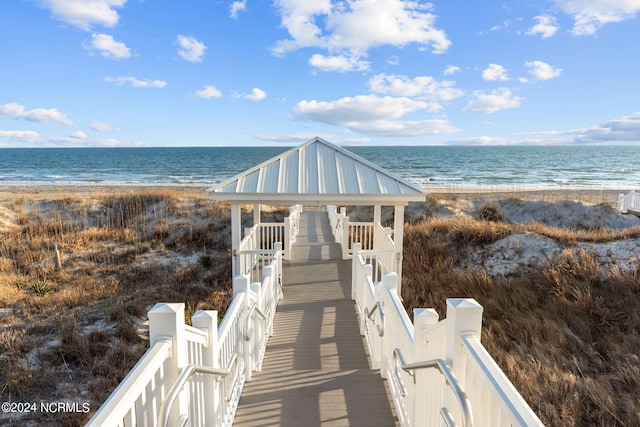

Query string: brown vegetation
[3,186,639,426]
[402,213,640,426]
[0,187,245,426]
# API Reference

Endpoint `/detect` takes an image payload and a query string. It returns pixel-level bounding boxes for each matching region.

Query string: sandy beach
[1,184,640,426]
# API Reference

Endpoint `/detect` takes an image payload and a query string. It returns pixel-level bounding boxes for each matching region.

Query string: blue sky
[1,0,640,147]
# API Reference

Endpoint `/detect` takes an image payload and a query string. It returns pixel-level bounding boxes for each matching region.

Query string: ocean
[0,145,639,190]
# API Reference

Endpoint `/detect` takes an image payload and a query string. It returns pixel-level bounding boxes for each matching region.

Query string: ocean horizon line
[1,145,639,190]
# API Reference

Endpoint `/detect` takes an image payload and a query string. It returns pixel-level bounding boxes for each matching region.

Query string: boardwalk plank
[234,210,399,426]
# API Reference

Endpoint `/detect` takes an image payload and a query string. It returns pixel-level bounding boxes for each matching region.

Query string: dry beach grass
[0,186,288,426]
[1,185,640,425]
[400,193,640,426]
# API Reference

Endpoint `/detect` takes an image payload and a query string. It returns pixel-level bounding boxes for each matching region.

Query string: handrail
[460,335,543,426]
[393,348,474,427]
[238,248,278,254]
[243,304,268,341]
[365,301,385,337]
[157,353,238,427]
[360,249,396,255]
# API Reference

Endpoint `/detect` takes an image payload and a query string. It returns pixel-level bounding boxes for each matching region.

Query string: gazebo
[207,137,427,286]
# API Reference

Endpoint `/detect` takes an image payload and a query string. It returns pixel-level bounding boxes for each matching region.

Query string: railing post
[618,193,626,213]
[412,308,440,427]
[445,298,483,389]
[374,204,382,225]
[148,303,187,426]
[379,272,398,379]
[244,227,253,250]
[274,242,283,300]
[361,263,373,340]
[393,204,404,296]
[253,203,261,226]
[262,265,274,337]
[233,275,253,382]
[284,217,292,260]
[192,310,219,425]
[251,282,261,372]
[351,243,362,301]
[327,205,335,229]
[231,204,241,276]
[341,208,349,260]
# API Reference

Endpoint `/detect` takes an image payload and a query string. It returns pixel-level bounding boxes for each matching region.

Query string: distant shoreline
[0,183,633,206]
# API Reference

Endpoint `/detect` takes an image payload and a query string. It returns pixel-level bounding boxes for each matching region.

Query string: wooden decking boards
[234,208,399,427]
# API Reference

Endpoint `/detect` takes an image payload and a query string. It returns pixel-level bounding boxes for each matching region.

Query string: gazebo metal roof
[207,137,427,205]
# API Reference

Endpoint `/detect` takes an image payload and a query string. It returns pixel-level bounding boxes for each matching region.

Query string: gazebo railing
[326,205,397,262]
[618,190,640,214]
[236,205,301,278]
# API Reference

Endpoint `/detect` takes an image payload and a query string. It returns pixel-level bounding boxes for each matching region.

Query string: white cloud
[444,65,460,75]
[105,76,167,88]
[272,0,450,64]
[368,74,463,111]
[247,88,267,101]
[574,111,640,143]
[445,136,510,146]
[195,85,223,99]
[309,54,370,72]
[525,60,562,80]
[294,95,427,124]
[293,94,458,137]
[49,135,147,147]
[477,20,512,35]
[387,55,400,66]
[463,88,522,114]
[230,0,247,18]
[482,64,509,81]
[69,130,87,139]
[0,102,73,126]
[84,33,131,59]
[444,111,640,145]
[255,132,335,142]
[90,121,112,131]
[38,0,127,30]
[0,130,43,144]
[234,88,267,101]
[555,0,640,35]
[336,137,371,145]
[347,119,458,136]
[177,35,207,62]
[526,15,559,39]
[254,133,372,145]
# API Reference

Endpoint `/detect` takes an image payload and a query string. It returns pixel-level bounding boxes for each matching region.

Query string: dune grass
[0,187,252,426]
[2,187,638,426]
[402,211,640,426]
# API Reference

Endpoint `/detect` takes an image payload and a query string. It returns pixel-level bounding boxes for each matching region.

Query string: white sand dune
[434,197,640,277]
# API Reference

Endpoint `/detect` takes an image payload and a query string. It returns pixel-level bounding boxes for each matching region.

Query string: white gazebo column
[231,203,241,276]
[393,204,405,296]
[373,205,382,225]
[253,203,261,226]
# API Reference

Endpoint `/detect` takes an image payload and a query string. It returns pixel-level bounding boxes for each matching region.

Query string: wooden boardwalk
[234,208,399,427]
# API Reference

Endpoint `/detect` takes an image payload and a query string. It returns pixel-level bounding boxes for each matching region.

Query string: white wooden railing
[88,244,283,427]
[618,190,640,214]
[326,205,398,267]
[236,205,300,282]
[351,243,544,427]
[238,205,301,278]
